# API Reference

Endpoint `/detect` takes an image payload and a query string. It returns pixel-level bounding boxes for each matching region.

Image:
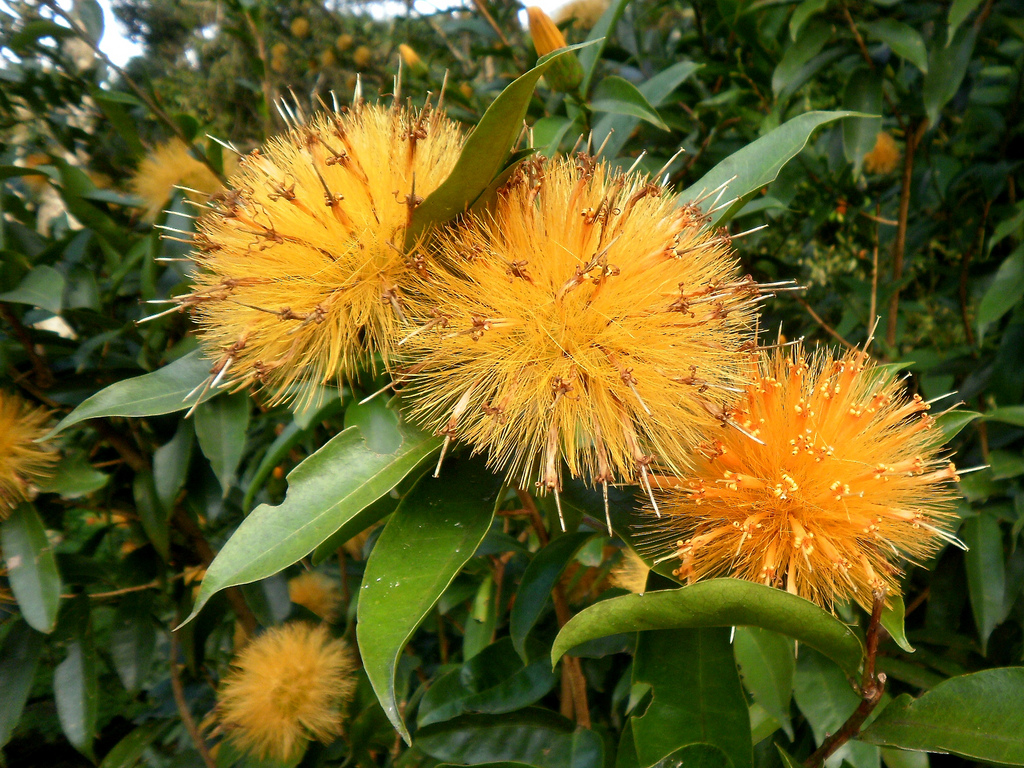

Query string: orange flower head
[217,623,356,763]
[863,131,900,175]
[132,139,229,221]
[642,345,962,610]
[399,155,761,526]
[0,390,56,517]
[288,572,342,621]
[175,102,465,406]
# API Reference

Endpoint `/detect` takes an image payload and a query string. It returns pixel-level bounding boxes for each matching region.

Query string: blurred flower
[527,6,583,92]
[336,33,354,51]
[131,139,226,221]
[0,391,56,517]
[175,102,465,406]
[271,42,289,59]
[353,45,372,68]
[643,345,962,610]
[20,153,51,195]
[552,0,610,29]
[399,155,760,529]
[459,82,474,99]
[217,623,356,763]
[290,17,310,39]
[271,55,287,74]
[320,48,337,67]
[609,548,650,594]
[863,132,900,175]
[289,572,341,621]
[398,43,426,74]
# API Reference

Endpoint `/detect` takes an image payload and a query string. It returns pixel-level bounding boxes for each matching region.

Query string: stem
[869,203,880,326]
[795,296,857,351]
[804,592,888,768]
[169,627,217,768]
[243,10,276,139]
[1,303,53,388]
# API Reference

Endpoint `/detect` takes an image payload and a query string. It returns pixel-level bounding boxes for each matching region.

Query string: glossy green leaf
[415,710,603,768]
[358,459,502,742]
[133,471,168,560]
[98,721,169,768]
[184,403,440,624]
[590,76,668,130]
[679,111,860,225]
[860,668,1024,764]
[985,406,1024,427]
[790,0,829,40]
[632,628,751,768]
[932,410,981,444]
[880,595,914,654]
[843,69,883,171]
[862,20,928,73]
[947,0,985,45]
[36,453,108,499]
[1,503,61,633]
[194,392,250,495]
[880,747,930,768]
[578,0,628,94]
[153,420,194,511]
[734,627,795,739]
[109,595,156,693]
[923,27,977,127]
[772,21,832,97]
[46,351,219,437]
[511,531,595,662]
[0,620,42,747]
[552,579,864,676]
[55,639,99,759]
[0,264,65,314]
[961,515,1007,654]
[978,245,1024,338]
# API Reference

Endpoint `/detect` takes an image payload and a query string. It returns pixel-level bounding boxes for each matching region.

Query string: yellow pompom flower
[288,572,342,621]
[132,139,227,221]
[270,41,288,59]
[399,155,761,528]
[336,33,354,52]
[353,45,372,68]
[0,391,56,517]
[174,102,465,405]
[217,623,356,763]
[643,345,963,610]
[863,131,901,175]
[290,17,310,39]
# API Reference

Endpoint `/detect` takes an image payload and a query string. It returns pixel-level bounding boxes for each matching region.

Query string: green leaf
[1,503,62,633]
[55,639,99,759]
[46,351,219,437]
[72,0,104,46]
[843,69,883,171]
[790,0,830,40]
[0,264,65,314]
[579,0,629,94]
[923,26,977,127]
[932,410,980,444]
[679,111,861,225]
[109,595,156,694]
[632,628,752,768]
[947,0,985,45]
[734,627,795,739]
[880,595,914,654]
[552,579,864,676]
[36,452,108,499]
[184,402,440,624]
[986,406,1024,427]
[153,420,194,510]
[357,459,502,742]
[590,76,668,130]
[511,531,595,662]
[408,46,589,243]
[859,668,1024,764]
[133,472,168,560]
[0,620,42,747]
[195,393,250,496]
[415,710,604,768]
[961,515,1007,654]
[978,245,1024,339]
[773,21,832,97]
[98,721,169,768]
[862,20,928,74]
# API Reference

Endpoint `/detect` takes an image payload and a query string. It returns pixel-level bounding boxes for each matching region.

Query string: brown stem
[885,120,928,348]
[1,303,53,388]
[169,627,217,768]
[470,0,514,51]
[243,10,276,138]
[93,419,150,473]
[842,2,873,70]
[795,296,858,351]
[804,592,888,768]
[869,203,880,326]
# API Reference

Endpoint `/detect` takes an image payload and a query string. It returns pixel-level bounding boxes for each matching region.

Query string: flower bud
[399,43,427,74]
[526,7,583,93]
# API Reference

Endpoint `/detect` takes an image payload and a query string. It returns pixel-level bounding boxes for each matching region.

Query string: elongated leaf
[633,628,751,768]
[590,76,668,130]
[773,21,832,97]
[923,27,977,127]
[184,403,440,624]
[511,531,595,662]
[790,0,829,40]
[358,459,502,742]
[194,392,250,495]
[552,579,863,676]
[0,264,64,314]
[1,503,61,633]
[579,0,629,94]
[843,69,883,172]
[46,351,219,437]
[880,595,914,654]
[679,111,860,224]
[932,410,981,444]
[55,639,99,759]
[735,627,795,739]
[862,20,928,73]
[961,515,1007,654]
[36,453,108,499]
[98,721,169,768]
[0,620,42,747]
[947,0,985,45]
[978,245,1024,339]
[153,420,193,510]
[860,668,1024,764]
[986,406,1024,427]
[109,595,156,693]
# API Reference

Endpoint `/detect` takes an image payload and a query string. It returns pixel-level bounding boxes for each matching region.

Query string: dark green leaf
[357,459,502,742]
[923,27,977,127]
[0,620,42,747]
[772,21,832,97]
[55,639,99,759]
[36,453,108,499]
[98,721,169,768]
[0,264,65,314]
[195,393,250,495]
[880,595,914,654]
[184,402,440,624]
[590,76,668,130]
[109,595,156,693]
[862,20,928,73]
[961,515,1007,654]
[947,0,985,45]
[734,627,795,739]
[932,410,981,444]
[133,472,168,560]
[860,668,1024,764]
[843,69,883,171]
[978,245,1024,339]
[153,420,194,511]
[578,0,628,94]
[552,579,864,676]
[985,406,1024,427]
[1,503,62,633]
[790,0,829,40]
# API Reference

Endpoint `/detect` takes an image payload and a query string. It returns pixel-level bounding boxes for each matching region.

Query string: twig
[961,200,992,348]
[886,120,928,347]
[470,0,513,50]
[169,627,217,768]
[804,591,888,768]
[869,203,880,327]
[794,296,858,351]
[1,303,53,388]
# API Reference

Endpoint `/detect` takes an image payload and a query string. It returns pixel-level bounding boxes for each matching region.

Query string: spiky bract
[180,103,464,405]
[642,346,962,610]
[0,391,55,517]
[132,139,227,221]
[217,623,356,763]
[400,155,760,498]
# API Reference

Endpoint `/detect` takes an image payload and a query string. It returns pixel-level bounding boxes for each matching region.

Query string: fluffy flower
[0,391,56,517]
[609,548,650,594]
[399,155,761,526]
[288,572,342,621]
[552,0,611,29]
[217,623,356,763]
[131,139,228,221]
[176,102,464,405]
[642,345,962,610]
[863,132,900,175]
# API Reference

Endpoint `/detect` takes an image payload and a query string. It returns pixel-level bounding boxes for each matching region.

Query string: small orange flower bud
[270,42,288,59]
[320,48,336,67]
[398,43,421,68]
[527,7,583,93]
[289,16,310,39]
[353,45,372,68]
[336,33,353,51]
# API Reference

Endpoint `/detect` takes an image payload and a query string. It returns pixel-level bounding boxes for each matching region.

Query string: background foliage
[1,0,1023,767]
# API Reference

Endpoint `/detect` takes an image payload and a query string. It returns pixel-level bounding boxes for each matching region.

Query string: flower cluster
[0,390,56,517]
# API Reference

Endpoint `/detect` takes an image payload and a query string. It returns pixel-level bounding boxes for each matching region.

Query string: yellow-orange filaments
[399,155,762,527]
[0,390,56,517]
[175,101,464,406]
[642,345,963,610]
